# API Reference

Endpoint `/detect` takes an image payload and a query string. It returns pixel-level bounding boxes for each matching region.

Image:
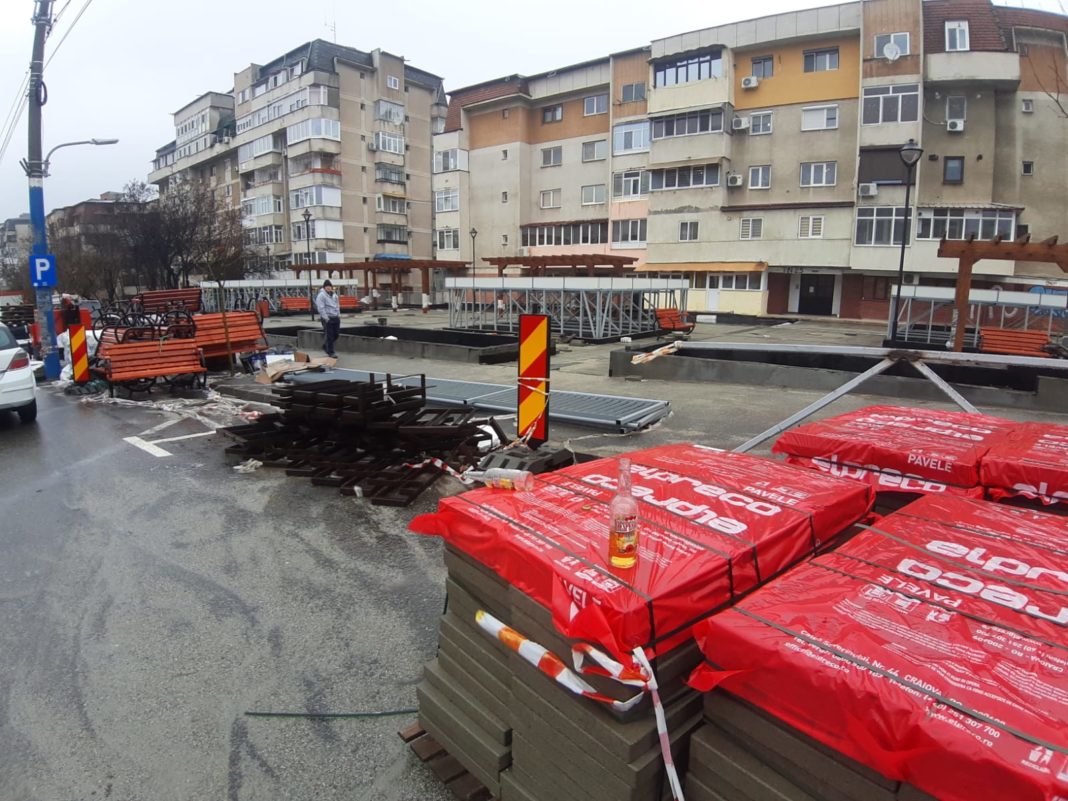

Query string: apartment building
[1,214,33,285]
[435,0,1068,321]
[149,40,446,277]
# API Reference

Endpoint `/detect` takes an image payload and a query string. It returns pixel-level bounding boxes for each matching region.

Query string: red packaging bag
[981,421,1068,505]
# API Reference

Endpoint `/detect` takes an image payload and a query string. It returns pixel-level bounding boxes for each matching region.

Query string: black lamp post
[469,227,478,268]
[303,208,314,321]
[889,138,923,344]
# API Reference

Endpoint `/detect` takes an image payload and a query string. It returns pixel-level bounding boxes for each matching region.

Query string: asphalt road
[0,386,453,801]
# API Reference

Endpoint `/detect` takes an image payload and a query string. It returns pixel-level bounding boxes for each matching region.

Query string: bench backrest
[193,311,266,350]
[103,338,205,379]
[979,327,1050,357]
[280,296,311,310]
[135,288,202,313]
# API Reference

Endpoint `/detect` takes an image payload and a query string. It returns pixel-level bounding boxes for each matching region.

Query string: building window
[613,121,651,154]
[285,118,341,145]
[432,117,446,134]
[748,165,771,189]
[375,99,405,124]
[750,111,773,135]
[943,156,964,184]
[541,146,562,167]
[800,161,837,187]
[653,50,723,87]
[377,224,408,243]
[434,188,460,212]
[539,189,562,209]
[858,148,915,184]
[542,105,563,123]
[751,56,774,79]
[611,219,647,246]
[799,216,825,238]
[801,105,838,131]
[855,207,907,246]
[679,221,699,241]
[874,32,910,56]
[377,195,406,214]
[650,163,720,189]
[436,228,460,250]
[375,164,406,184]
[582,139,607,161]
[739,217,763,240]
[581,184,606,205]
[721,272,763,290]
[621,82,646,102]
[862,276,891,300]
[946,95,967,121]
[917,208,1014,240]
[434,149,460,172]
[289,186,341,210]
[612,170,650,198]
[651,109,724,139]
[501,191,509,203]
[1022,160,1035,176]
[522,222,608,246]
[1022,98,1035,113]
[387,75,400,90]
[946,21,970,52]
[803,48,839,73]
[584,94,608,115]
[502,108,510,119]
[862,84,919,125]
[373,131,405,154]
[502,149,508,160]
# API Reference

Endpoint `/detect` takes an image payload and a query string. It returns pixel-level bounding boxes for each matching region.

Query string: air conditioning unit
[741,76,760,90]
[726,173,745,188]
[947,119,965,133]
[221,136,232,145]
[367,143,378,151]
[903,273,919,285]
[518,247,529,257]
[731,117,750,132]
[858,183,879,198]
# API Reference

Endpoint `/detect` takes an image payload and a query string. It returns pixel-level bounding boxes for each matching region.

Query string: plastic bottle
[608,457,640,568]
[465,468,536,491]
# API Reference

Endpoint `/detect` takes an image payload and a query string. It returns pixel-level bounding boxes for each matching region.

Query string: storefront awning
[635,261,767,273]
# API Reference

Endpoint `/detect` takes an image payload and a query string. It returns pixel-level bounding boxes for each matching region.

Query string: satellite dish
[882,41,902,62]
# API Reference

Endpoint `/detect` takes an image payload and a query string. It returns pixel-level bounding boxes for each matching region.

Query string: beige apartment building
[149,41,446,278]
[434,0,1068,320]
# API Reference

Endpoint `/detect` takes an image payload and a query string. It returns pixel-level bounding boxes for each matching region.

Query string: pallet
[400,723,497,801]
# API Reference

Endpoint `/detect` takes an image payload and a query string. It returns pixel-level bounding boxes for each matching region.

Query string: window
[943,156,964,184]
[502,108,510,118]
[613,121,651,154]
[862,84,920,124]
[858,148,915,184]
[800,161,837,187]
[748,165,771,189]
[874,33,910,56]
[434,149,459,172]
[541,146,562,167]
[436,228,460,250]
[584,94,608,115]
[651,109,724,139]
[740,217,763,240]
[542,105,563,123]
[375,100,405,124]
[751,56,774,79]
[582,140,607,162]
[243,195,285,216]
[387,75,400,90]
[377,224,408,243]
[804,48,839,73]
[502,149,508,160]
[377,195,406,214]
[621,82,646,102]
[285,118,341,145]
[289,186,341,210]
[373,131,405,154]
[801,105,838,131]
[679,221,699,241]
[501,191,508,203]
[862,276,890,300]
[946,21,969,52]
[1023,160,1035,176]
[721,272,763,290]
[612,170,650,198]
[432,117,446,134]
[521,222,608,246]
[375,164,406,184]
[654,50,723,87]
[917,208,1014,240]
[540,189,561,209]
[1022,98,1035,113]
[434,188,460,212]
[237,134,280,163]
[611,219,647,246]
[855,207,907,246]
[799,216,825,238]
[581,184,606,205]
[750,111,773,135]
[946,95,967,121]
[650,163,720,189]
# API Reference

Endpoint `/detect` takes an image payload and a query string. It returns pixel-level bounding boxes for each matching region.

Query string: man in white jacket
[315,280,340,357]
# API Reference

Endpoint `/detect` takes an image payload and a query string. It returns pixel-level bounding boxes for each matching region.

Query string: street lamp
[469,227,478,269]
[303,208,314,321]
[21,137,119,380]
[889,138,923,345]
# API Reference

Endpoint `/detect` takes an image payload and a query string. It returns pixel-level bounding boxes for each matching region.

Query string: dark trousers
[322,316,340,355]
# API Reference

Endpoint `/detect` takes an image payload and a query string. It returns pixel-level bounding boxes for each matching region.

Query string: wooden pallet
[399,722,496,801]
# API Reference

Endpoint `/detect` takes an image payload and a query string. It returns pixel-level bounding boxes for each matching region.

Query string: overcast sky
[0,0,1063,222]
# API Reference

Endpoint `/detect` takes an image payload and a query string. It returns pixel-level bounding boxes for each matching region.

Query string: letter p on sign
[30,254,57,288]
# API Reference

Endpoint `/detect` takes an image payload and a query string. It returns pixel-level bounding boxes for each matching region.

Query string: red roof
[443,78,528,133]
[997,6,1068,37]
[923,0,1008,54]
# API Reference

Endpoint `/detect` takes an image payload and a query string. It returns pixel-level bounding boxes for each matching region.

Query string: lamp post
[469,227,478,269]
[889,138,923,345]
[303,208,314,321]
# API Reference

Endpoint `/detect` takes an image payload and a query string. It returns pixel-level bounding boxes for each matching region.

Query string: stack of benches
[192,311,267,360]
[92,337,205,397]
[133,288,202,313]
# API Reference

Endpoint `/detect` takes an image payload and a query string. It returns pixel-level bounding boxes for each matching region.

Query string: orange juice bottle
[608,458,639,568]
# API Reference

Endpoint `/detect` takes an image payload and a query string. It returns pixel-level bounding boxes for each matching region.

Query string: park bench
[979,327,1051,358]
[279,296,312,314]
[338,295,364,313]
[93,338,206,396]
[655,307,695,335]
[133,288,203,313]
[193,311,267,359]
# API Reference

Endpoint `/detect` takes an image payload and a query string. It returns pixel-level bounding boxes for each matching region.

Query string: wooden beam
[951,255,976,352]
[938,239,1068,271]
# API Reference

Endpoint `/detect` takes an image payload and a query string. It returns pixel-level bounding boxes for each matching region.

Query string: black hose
[245,708,417,719]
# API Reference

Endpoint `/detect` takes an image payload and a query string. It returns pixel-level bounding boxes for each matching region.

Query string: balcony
[925,52,1020,89]
[649,133,730,166]
[288,168,342,190]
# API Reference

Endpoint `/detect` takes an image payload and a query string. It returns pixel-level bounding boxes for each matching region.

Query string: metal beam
[910,359,979,413]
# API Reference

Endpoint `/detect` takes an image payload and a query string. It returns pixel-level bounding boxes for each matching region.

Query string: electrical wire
[245,708,418,719]
[44,0,96,69]
[0,74,30,169]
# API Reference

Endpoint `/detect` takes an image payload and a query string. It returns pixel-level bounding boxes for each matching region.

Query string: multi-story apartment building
[149,40,446,278]
[1,214,33,286]
[435,0,1068,321]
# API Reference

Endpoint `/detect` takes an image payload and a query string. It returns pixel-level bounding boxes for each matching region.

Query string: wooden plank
[398,722,425,743]
[430,753,468,784]
[445,771,492,801]
[410,733,446,762]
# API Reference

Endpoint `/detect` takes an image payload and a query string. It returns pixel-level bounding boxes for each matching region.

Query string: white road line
[151,431,216,445]
[123,436,173,458]
[138,418,183,438]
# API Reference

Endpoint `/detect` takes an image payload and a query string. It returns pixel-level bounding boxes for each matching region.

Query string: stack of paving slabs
[219,374,504,506]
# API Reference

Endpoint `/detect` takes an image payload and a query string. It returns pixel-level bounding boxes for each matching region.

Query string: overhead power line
[44,0,96,69]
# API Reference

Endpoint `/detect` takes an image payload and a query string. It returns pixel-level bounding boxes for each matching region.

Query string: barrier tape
[403,456,474,484]
[630,341,680,365]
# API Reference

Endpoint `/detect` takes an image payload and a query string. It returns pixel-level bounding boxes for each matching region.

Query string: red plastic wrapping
[411,444,873,659]
[772,405,1017,496]
[981,422,1068,505]
[691,495,1068,801]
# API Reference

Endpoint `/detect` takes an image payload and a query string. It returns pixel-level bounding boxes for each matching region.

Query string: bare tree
[1023,45,1068,119]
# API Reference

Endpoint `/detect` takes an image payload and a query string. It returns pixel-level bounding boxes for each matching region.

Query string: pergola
[481,254,638,277]
[293,259,470,310]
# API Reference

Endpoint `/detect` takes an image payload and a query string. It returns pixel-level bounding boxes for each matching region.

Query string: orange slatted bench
[979,327,1051,358]
[93,339,206,396]
[134,288,203,313]
[655,308,695,334]
[338,295,363,312]
[279,296,312,314]
[193,311,267,359]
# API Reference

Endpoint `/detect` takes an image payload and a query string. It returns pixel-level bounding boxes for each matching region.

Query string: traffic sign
[29,254,56,288]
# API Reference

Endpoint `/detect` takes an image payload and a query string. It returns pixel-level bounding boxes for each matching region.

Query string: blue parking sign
[29,254,56,288]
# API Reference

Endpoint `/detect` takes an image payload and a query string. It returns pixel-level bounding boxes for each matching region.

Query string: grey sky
[0,0,1062,222]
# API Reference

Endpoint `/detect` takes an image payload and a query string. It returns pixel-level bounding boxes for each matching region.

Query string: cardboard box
[254,355,336,384]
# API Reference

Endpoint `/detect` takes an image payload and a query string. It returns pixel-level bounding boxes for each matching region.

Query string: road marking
[152,431,216,445]
[138,418,183,438]
[124,436,173,458]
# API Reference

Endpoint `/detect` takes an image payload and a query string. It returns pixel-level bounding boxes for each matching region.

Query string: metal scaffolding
[446,276,689,341]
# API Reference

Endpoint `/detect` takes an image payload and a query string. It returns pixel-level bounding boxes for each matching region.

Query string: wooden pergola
[293,259,470,311]
[938,234,1068,351]
[481,254,638,277]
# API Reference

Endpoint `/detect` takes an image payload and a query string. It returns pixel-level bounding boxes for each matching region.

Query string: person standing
[315,280,340,357]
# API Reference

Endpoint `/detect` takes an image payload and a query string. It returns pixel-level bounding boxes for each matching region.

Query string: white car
[0,323,37,423]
